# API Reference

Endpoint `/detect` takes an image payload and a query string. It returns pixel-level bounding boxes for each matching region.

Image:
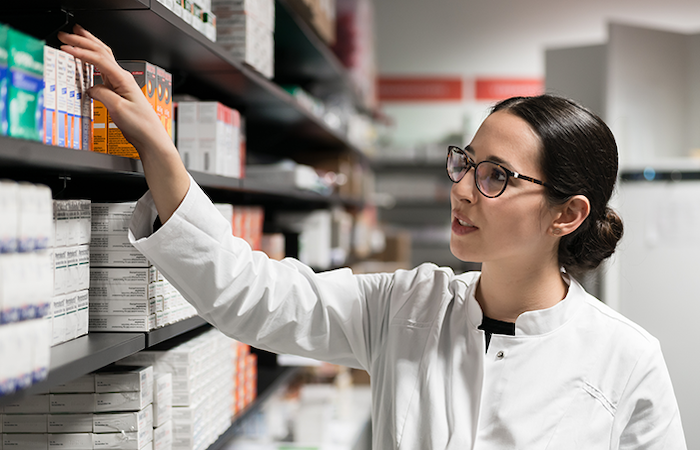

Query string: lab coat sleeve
[128,175,391,371]
[614,339,687,449]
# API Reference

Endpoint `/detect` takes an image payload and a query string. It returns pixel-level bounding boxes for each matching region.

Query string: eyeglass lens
[447,148,508,197]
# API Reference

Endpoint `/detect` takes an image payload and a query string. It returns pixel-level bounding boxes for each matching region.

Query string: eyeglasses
[446,145,552,198]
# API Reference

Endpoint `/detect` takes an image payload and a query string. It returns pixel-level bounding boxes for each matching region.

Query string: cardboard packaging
[47,413,94,433]
[43,46,57,146]
[7,27,44,141]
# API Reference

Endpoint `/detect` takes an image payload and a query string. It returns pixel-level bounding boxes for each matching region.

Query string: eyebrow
[465,145,512,168]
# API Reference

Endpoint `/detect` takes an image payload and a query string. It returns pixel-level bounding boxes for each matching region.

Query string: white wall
[375,0,700,146]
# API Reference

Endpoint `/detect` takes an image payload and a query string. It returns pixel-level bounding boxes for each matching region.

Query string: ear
[549,195,590,237]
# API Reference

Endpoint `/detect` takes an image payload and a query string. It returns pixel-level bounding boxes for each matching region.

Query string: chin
[449,238,477,263]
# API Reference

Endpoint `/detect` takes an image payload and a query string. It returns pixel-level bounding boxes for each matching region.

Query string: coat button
[496,351,505,360]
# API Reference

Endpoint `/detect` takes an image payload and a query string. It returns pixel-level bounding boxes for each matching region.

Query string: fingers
[87,84,124,111]
[58,25,118,80]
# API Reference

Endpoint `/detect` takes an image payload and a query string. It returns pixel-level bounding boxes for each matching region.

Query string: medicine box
[95,366,153,395]
[90,250,150,268]
[95,390,153,413]
[93,428,153,450]
[155,66,173,140]
[63,292,78,341]
[153,419,172,450]
[89,315,152,332]
[72,57,82,150]
[0,180,18,253]
[7,27,44,142]
[47,413,94,433]
[2,433,49,449]
[48,432,92,449]
[56,50,68,147]
[2,413,48,433]
[92,69,107,154]
[64,51,75,149]
[43,46,57,146]
[0,25,8,136]
[76,289,89,338]
[80,61,93,150]
[50,393,96,413]
[91,202,136,234]
[3,394,51,413]
[93,404,152,434]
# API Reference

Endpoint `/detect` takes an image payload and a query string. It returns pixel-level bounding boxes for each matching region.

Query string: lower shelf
[0,316,210,406]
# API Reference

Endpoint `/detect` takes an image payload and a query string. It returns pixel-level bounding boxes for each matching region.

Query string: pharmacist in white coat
[60,26,686,449]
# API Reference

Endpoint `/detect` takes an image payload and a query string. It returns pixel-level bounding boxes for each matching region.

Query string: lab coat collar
[460,271,584,337]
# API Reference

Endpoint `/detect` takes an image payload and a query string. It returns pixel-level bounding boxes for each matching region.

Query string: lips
[452,212,478,235]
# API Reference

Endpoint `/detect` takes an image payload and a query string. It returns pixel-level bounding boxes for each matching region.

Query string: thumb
[87,84,124,110]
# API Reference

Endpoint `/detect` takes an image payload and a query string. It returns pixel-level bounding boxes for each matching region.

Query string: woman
[59,25,685,449]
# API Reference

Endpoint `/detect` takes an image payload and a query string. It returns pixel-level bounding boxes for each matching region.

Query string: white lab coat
[129,176,686,449]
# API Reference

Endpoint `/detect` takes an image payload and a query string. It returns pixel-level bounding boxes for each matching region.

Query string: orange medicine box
[107,61,157,159]
[156,66,173,140]
[91,70,107,153]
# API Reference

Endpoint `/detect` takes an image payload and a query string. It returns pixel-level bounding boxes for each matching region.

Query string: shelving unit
[0,0,371,447]
[0,316,208,406]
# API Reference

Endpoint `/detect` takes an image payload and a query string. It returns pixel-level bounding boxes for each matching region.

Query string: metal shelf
[0,332,145,406]
[145,316,209,347]
[0,136,363,207]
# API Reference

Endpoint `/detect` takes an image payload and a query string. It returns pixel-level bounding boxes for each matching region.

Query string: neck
[476,258,568,323]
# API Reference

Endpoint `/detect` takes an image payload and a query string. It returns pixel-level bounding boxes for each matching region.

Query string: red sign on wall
[378,77,463,102]
[474,78,544,101]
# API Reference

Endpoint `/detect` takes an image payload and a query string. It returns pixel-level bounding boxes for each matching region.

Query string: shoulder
[578,288,658,348]
[571,283,662,375]
[364,263,478,324]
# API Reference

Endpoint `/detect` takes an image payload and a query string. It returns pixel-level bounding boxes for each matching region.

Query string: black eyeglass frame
[446,145,553,198]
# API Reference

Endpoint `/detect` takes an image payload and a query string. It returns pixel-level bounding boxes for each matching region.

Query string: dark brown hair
[492,95,623,276]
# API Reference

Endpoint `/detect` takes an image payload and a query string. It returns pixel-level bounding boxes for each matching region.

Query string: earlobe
[551,195,591,237]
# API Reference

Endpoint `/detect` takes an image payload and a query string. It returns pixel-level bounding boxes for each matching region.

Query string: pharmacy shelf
[274,0,366,110]
[0,0,364,159]
[0,136,363,208]
[0,332,144,406]
[208,365,301,450]
[145,315,209,347]
[0,316,215,406]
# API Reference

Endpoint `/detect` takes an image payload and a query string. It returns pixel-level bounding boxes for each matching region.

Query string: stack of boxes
[43,46,94,150]
[93,61,173,158]
[0,181,54,397]
[214,203,264,251]
[89,202,197,332]
[0,25,45,142]
[153,373,173,450]
[232,339,256,416]
[177,101,243,178]
[156,0,218,42]
[49,199,91,346]
[1,366,156,449]
[213,0,275,79]
[118,328,255,450]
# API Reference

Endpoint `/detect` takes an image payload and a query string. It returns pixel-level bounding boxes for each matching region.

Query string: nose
[451,167,477,204]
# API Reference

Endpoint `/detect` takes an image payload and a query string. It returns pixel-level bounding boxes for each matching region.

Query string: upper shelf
[0,0,366,158]
[0,136,361,208]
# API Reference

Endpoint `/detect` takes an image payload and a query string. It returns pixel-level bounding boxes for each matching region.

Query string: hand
[57,24,165,153]
[57,24,190,223]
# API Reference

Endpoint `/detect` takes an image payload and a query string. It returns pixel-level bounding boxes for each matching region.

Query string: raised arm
[58,25,189,223]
